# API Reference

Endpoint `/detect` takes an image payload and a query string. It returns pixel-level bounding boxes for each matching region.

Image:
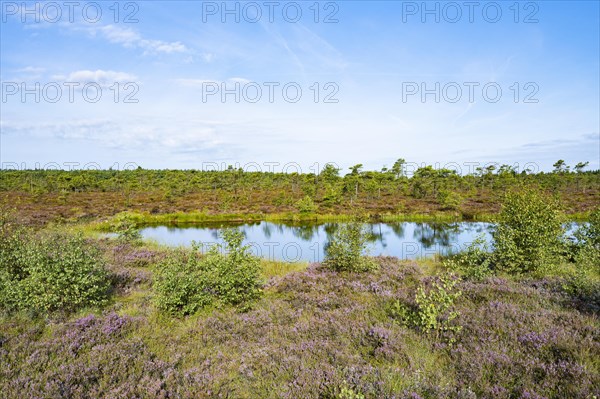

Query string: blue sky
[1,0,598,172]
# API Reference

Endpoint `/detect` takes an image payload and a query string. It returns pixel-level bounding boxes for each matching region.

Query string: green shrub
[324,380,366,399]
[576,207,600,248]
[387,299,413,327]
[205,229,263,307]
[21,234,110,313]
[0,211,23,311]
[573,242,600,272]
[443,235,493,280]
[562,256,600,313]
[153,245,211,315]
[112,214,142,244]
[154,229,262,315]
[492,189,565,274]
[413,275,462,344]
[321,185,342,206]
[0,211,25,277]
[0,225,110,314]
[573,207,600,264]
[388,275,462,345]
[295,195,317,213]
[437,189,463,211]
[337,382,365,399]
[324,221,377,272]
[564,211,600,311]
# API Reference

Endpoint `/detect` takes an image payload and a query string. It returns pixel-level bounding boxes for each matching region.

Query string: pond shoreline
[91,210,590,232]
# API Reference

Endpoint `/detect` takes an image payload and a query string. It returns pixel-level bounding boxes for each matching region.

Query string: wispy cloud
[2,66,46,82]
[0,118,225,153]
[10,10,190,56]
[94,24,187,54]
[174,77,252,87]
[518,133,599,150]
[17,66,45,74]
[293,24,348,71]
[52,70,138,87]
[259,23,306,76]
[174,78,215,88]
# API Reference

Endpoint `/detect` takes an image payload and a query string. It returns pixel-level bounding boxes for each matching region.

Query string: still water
[140,222,495,263]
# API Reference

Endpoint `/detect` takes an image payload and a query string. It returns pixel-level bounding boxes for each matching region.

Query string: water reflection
[140,221,498,262]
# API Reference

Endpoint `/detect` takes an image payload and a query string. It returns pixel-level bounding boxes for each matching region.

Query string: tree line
[0,159,597,211]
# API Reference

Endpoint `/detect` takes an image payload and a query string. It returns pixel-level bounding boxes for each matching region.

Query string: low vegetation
[324,219,378,272]
[493,188,565,274]
[0,184,599,398]
[442,235,493,281]
[0,213,110,314]
[1,159,597,225]
[153,229,263,315]
[1,254,598,398]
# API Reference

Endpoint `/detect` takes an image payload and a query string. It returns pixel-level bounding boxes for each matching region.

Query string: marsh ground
[1,238,598,399]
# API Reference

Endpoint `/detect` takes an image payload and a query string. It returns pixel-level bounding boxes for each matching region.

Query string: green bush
[443,235,493,280]
[413,275,462,344]
[562,266,600,306]
[492,189,565,274]
[387,299,413,326]
[152,245,211,315]
[564,210,600,311]
[389,274,463,345]
[0,224,110,314]
[321,185,343,206]
[295,195,317,213]
[21,234,110,313]
[205,229,263,307]
[324,221,377,272]
[112,214,142,244]
[337,382,365,399]
[0,214,26,311]
[153,229,263,315]
[437,189,463,211]
[572,208,600,273]
[563,250,600,313]
[574,206,600,256]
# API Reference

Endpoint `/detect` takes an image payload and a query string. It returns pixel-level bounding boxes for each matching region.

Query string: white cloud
[98,25,139,46]
[52,70,138,87]
[175,77,252,87]
[0,119,116,138]
[201,53,215,62]
[18,66,45,74]
[97,25,187,54]
[6,4,188,56]
[3,66,46,82]
[0,118,225,154]
[228,77,252,84]
[174,79,215,87]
